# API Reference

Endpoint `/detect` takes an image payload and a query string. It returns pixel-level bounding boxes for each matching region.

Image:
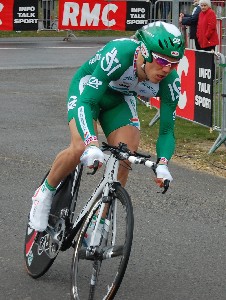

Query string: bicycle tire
[71,184,134,300]
[24,166,83,279]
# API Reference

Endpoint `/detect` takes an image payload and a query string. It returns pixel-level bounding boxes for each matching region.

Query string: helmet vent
[164,39,169,48]
[158,40,164,50]
[169,37,174,47]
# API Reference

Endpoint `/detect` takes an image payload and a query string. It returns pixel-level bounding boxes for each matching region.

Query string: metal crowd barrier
[209,53,226,153]
[38,0,58,31]
[147,52,226,154]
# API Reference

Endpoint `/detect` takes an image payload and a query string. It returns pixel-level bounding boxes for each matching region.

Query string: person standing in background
[160,1,171,22]
[179,0,201,50]
[196,0,219,51]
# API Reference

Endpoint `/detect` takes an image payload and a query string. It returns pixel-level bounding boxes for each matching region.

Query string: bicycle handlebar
[94,142,170,194]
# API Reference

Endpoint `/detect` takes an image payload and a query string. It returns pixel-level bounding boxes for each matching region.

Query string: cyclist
[30,21,185,232]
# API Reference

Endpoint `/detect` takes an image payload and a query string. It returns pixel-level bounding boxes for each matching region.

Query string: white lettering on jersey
[78,106,91,138]
[101,48,121,76]
[86,76,103,89]
[168,78,180,102]
[89,53,101,65]
[79,75,91,95]
[68,96,77,110]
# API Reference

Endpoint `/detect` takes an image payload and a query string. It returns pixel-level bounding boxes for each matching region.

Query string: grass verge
[138,103,226,178]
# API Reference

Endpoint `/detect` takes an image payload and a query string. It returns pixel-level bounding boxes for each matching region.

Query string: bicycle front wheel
[71,184,134,300]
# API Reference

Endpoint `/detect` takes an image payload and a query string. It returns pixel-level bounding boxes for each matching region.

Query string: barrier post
[208,54,226,153]
[172,0,179,26]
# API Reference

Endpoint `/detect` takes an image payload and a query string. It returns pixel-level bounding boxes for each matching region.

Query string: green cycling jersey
[67,38,181,160]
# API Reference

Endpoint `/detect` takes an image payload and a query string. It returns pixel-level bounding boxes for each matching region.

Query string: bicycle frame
[71,152,120,247]
[61,141,170,251]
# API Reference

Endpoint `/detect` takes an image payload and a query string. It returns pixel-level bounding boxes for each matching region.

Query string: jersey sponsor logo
[89,53,101,65]
[168,78,180,102]
[171,51,179,57]
[101,47,121,76]
[78,106,93,142]
[173,37,181,45]
[68,96,77,110]
[119,83,130,88]
[123,75,133,81]
[84,135,98,146]
[140,42,149,60]
[142,82,158,96]
[129,117,140,128]
[86,76,103,89]
[79,75,91,94]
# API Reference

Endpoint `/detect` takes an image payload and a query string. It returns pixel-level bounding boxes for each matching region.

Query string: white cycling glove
[80,145,104,167]
[156,164,173,182]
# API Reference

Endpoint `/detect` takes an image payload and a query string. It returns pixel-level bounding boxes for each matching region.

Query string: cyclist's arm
[75,71,110,146]
[156,70,180,161]
[74,40,134,146]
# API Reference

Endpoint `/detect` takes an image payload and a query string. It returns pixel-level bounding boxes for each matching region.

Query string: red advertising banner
[58,0,150,31]
[58,0,127,31]
[150,49,214,127]
[0,0,14,31]
[0,0,38,31]
[177,49,196,121]
[0,0,150,32]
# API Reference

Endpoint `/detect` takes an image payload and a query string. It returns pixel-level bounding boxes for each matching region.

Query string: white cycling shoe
[29,184,54,232]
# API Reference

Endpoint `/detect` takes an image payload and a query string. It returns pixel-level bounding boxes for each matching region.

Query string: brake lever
[162,179,170,194]
[87,160,99,175]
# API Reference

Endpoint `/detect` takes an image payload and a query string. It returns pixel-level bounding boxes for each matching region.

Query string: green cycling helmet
[135,21,185,62]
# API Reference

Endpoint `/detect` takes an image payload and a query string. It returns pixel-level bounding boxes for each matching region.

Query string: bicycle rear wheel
[71,184,134,300]
[24,166,83,278]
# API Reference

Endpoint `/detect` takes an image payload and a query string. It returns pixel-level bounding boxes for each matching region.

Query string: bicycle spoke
[71,185,134,300]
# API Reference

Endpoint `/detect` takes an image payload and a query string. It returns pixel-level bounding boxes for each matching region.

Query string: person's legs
[99,92,141,187]
[30,118,98,231]
[47,118,87,187]
[107,125,140,187]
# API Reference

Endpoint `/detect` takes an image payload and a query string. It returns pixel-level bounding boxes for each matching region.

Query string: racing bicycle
[24,142,169,299]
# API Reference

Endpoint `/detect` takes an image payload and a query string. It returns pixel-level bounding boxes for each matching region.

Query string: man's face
[145,52,180,83]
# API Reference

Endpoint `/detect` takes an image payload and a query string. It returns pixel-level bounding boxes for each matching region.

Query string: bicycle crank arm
[78,245,123,261]
[102,245,123,259]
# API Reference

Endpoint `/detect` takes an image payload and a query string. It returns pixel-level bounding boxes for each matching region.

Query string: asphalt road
[1,36,226,300]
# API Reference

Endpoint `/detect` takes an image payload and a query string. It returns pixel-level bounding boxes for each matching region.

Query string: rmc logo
[61,2,119,28]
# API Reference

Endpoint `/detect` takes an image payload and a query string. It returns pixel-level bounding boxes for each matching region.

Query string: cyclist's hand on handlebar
[155,163,173,193]
[80,145,104,169]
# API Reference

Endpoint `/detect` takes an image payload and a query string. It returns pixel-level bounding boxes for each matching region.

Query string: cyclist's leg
[48,73,100,188]
[30,72,99,231]
[47,118,86,187]
[107,126,140,186]
[99,93,140,187]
